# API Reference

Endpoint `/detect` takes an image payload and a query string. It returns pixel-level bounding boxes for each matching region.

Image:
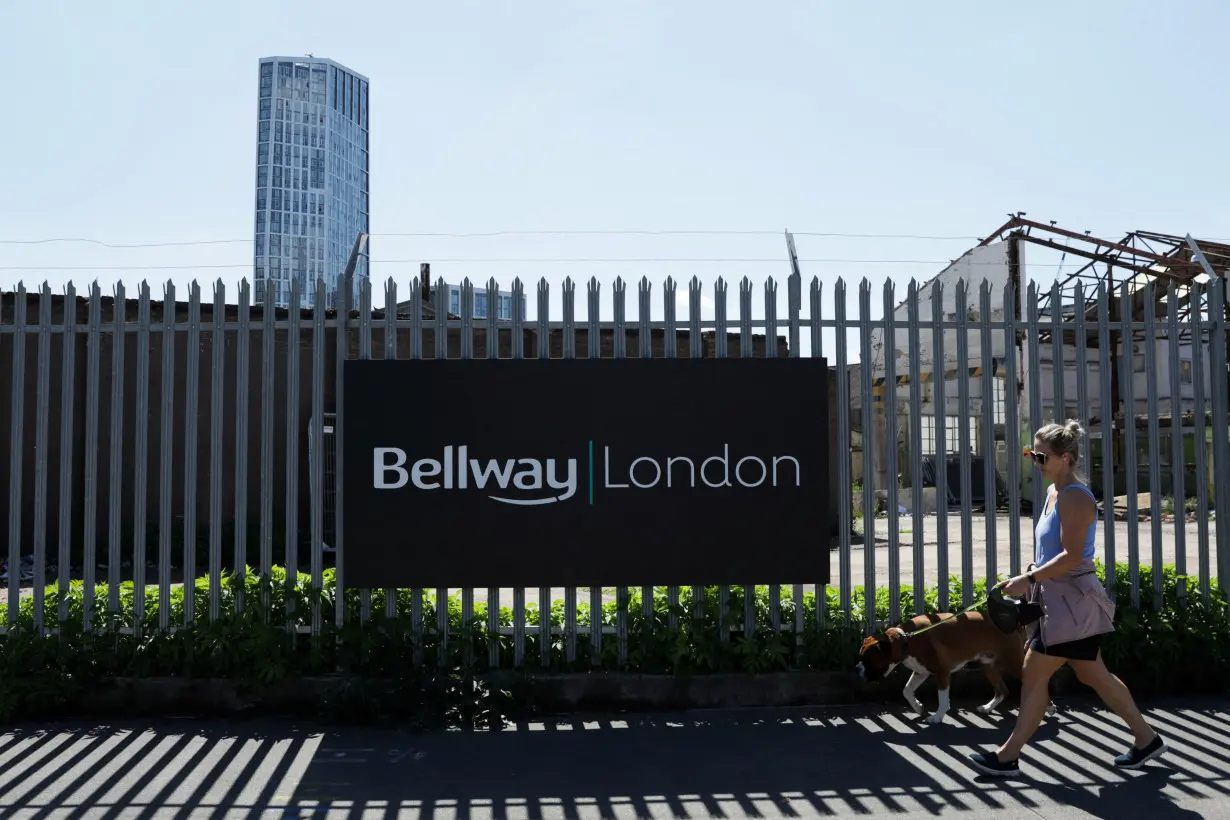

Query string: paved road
[1,696,1228,818]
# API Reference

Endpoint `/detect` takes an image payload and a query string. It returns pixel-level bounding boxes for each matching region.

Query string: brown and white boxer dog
[855,611,1056,724]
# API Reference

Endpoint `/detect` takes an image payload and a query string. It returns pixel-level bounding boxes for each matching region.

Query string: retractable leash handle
[986,584,1043,633]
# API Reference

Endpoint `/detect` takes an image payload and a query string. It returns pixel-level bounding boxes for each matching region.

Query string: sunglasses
[1023,448,1049,465]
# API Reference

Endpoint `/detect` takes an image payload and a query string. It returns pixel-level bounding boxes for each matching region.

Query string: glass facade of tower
[254,57,369,310]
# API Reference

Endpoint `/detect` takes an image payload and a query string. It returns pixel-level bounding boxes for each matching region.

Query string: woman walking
[967,420,1168,777]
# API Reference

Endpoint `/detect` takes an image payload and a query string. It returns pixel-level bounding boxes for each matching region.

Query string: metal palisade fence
[0,271,1226,665]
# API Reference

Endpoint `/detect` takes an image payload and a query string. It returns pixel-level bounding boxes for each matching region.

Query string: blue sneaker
[1114,734,1167,769]
[968,751,1020,777]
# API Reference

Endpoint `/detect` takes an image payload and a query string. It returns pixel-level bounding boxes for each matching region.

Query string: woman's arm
[1029,489,1096,582]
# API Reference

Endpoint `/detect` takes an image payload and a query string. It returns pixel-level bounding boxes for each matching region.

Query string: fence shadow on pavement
[0,699,1226,818]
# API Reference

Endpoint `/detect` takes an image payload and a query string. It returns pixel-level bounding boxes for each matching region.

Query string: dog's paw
[925,711,946,725]
[975,704,994,715]
[1045,701,1058,717]
[907,700,927,716]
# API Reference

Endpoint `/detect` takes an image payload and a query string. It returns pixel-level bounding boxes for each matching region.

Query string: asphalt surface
[2,697,1228,819]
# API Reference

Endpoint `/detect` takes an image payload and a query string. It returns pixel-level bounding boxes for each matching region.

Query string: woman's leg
[997,648,1068,761]
[1069,651,1157,748]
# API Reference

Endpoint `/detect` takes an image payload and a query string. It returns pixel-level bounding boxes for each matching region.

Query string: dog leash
[894,595,990,638]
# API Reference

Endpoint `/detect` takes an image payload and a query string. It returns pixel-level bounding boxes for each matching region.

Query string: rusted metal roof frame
[980,217,1222,339]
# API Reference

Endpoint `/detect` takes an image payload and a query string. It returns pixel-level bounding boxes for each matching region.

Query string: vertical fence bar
[417,278,443,663]
[82,284,102,632]
[259,285,276,616]
[612,277,629,663]
[1207,277,1230,594]
[357,279,373,626]
[906,281,924,615]
[284,279,302,630]
[183,284,201,627]
[644,277,664,654]
[664,277,682,637]
[434,277,447,360]
[882,280,901,624]
[979,282,997,587]
[932,282,949,611]
[474,280,495,662]
[510,281,534,665]
[802,277,816,631]
[233,281,251,616]
[1003,277,1021,578]
[31,285,52,635]
[334,273,350,634]
[1097,283,1117,596]
[776,274,794,635]
[157,282,177,632]
[490,279,520,668]
[789,269,802,359]
[409,272,423,363]
[1051,281,1066,425]
[587,277,602,665]
[133,283,152,634]
[1120,281,1140,607]
[714,277,730,639]
[1026,285,1043,525]
[310,279,326,635]
[383,279,398,623]
[540,277,555,669]
[57,283,78,627]
[955,280,973,608]
[689,277,706,634]
[334,269,349,633]
[107,283,125,619]
[1073,283,1092,496]
[858,280,876,631]
[6,284,26,628]
[739,278,756,639]
[1190,284,1210,602]
[834,279,853,622]
[1166,281,1187,605]
[438,278,459,665]
[640,277,655,648]
[408,275,424,644]
[562,277,577,666]
[1142,283,1165,610]
[639,280,659,649]
[209,281,226,623]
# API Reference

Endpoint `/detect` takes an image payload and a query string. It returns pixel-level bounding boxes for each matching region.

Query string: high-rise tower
[254,56,369,309]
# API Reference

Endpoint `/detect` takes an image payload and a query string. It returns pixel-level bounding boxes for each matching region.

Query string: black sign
[342,357,830,588]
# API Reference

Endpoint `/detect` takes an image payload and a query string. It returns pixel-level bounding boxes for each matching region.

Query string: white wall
[1021,331,1214,421]
[866,240,1012,385]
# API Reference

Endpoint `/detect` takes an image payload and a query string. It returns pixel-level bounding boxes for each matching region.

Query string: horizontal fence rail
[0,272,1226,669]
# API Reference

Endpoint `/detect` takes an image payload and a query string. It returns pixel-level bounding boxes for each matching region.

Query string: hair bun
[1064,419,1084,437]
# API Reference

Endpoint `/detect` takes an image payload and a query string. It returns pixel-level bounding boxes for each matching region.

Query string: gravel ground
[6,513,1219,610]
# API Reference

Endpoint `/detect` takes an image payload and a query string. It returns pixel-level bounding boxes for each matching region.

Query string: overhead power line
[0,237,254,249]
[0,230,989,248]
[3,230,1228,249]
[1,257,1121,272]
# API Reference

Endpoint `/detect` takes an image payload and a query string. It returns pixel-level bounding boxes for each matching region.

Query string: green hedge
[0,561,1226,723]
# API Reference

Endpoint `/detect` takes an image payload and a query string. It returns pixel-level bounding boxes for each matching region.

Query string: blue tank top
[1035,483,1098,565]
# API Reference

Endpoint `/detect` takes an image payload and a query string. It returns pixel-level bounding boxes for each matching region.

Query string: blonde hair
[1035,419,1085,481]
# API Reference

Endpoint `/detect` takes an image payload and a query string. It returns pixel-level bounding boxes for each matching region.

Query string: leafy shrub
[0,561,1223,722]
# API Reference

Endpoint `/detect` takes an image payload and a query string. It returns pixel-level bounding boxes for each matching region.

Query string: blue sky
[1,0,1227,354]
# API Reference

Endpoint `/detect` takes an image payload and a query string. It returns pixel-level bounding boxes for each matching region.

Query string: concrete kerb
[24,665,1088,722]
